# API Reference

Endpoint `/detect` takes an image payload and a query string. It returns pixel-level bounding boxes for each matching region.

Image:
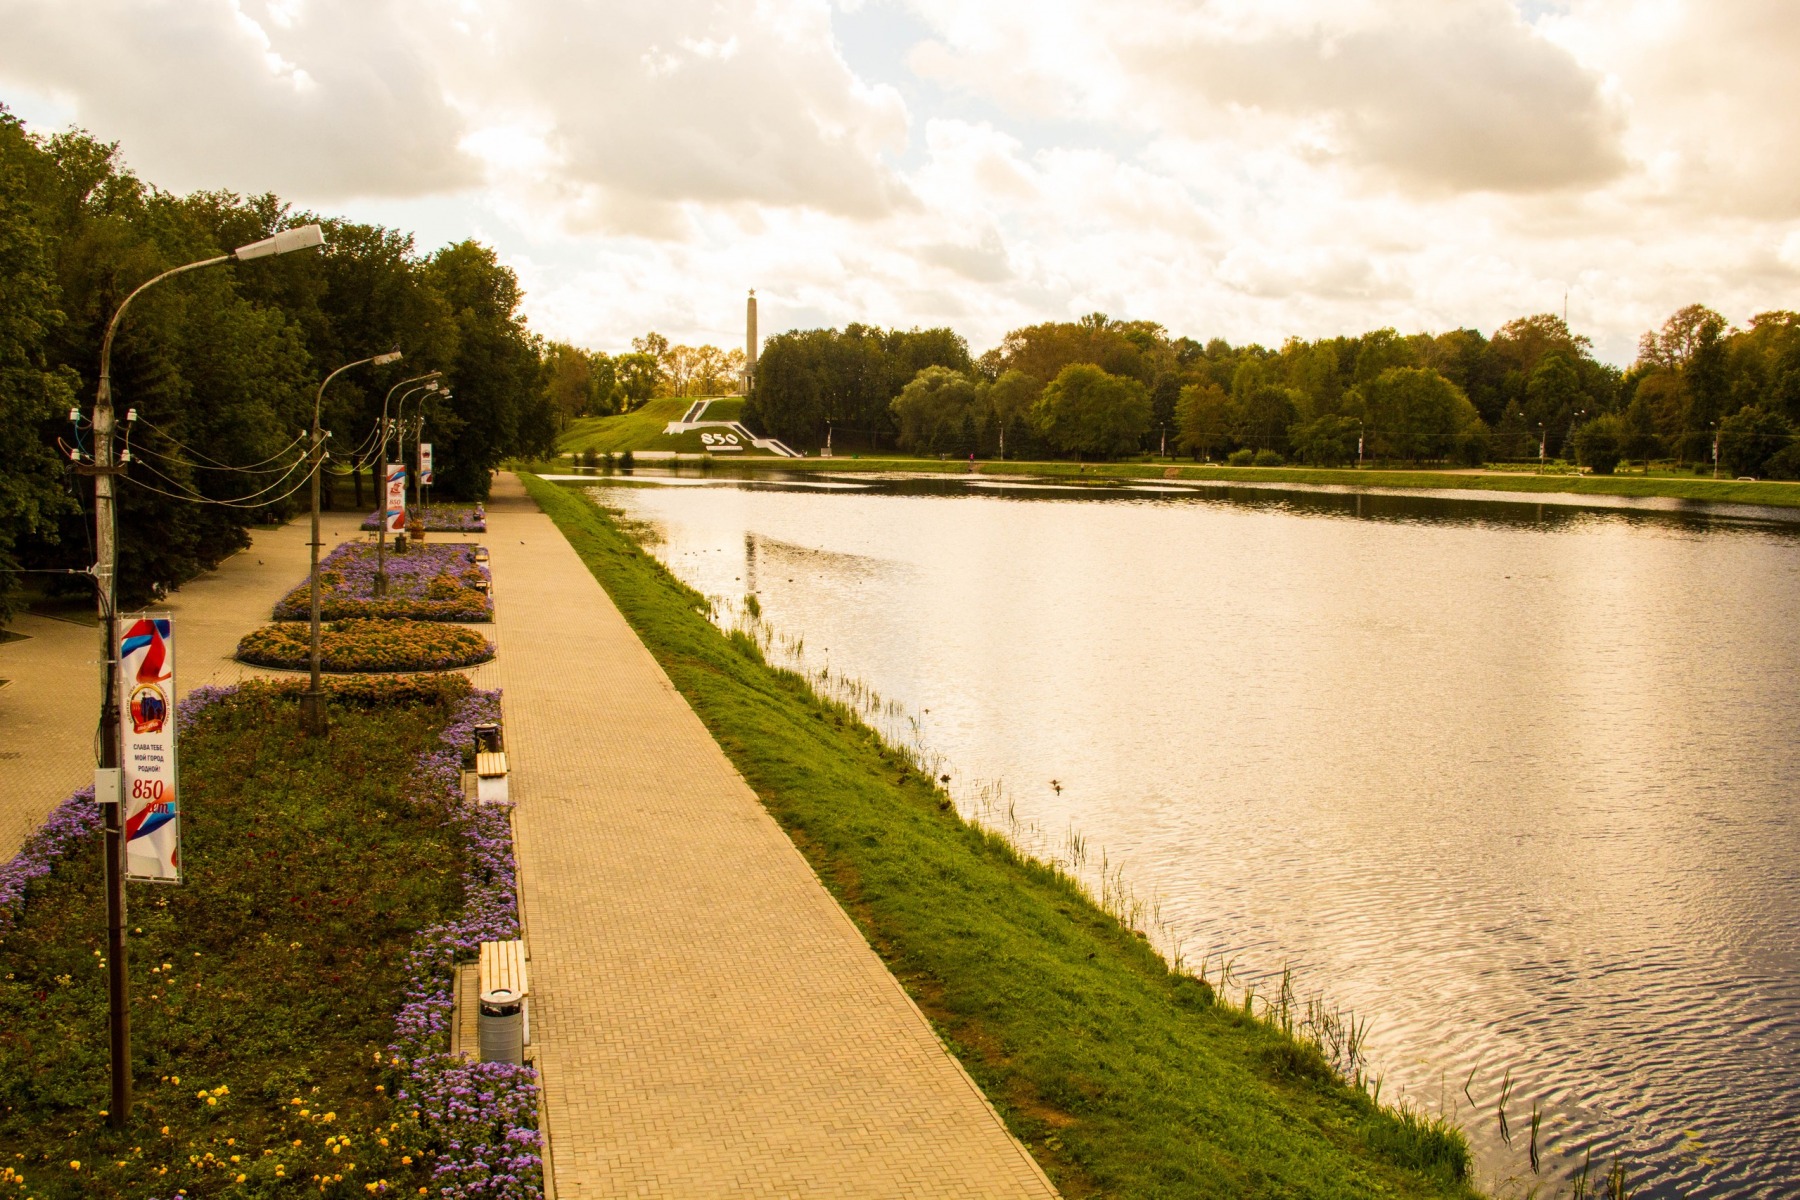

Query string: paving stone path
[485,473,1057,1199]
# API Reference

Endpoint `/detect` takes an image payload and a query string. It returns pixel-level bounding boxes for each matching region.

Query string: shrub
[580,447,599,468]
[1572,414,1626,475]
[1226,448,1255,466]
[1718,404,1793,478]
[237,619,495,672]
[1252,449,1285,466]
[1767,442,1800,480]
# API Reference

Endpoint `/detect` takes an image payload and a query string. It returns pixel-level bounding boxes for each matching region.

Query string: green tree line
[746,310,1800,477]
[0,108,557,620]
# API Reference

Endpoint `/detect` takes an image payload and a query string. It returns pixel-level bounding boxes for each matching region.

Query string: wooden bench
[476,750,509,804]
[478,938,531,1061]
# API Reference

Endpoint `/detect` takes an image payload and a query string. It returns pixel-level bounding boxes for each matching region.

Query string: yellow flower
[68,1161,80,1171]
[237,1174,247,1184]
[231,1154,241,1163]
[331,1145,341,1155]
[379,1137,389,1147]
[292,1097,303,1105]
[401,1155,412,1165]
[206,1096,218,1106]
[170,1075,180,1084]
[162,1126,171,1135]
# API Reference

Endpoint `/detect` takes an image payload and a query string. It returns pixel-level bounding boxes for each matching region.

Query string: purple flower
[272,541,493,622]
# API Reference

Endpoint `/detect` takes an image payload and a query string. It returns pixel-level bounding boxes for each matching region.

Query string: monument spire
[745,289,758,396]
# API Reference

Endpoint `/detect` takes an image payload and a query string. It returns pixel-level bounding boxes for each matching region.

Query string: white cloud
[3,0,1797,365]
[0,0,475,199]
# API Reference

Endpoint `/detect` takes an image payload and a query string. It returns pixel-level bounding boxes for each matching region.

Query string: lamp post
[89,222,325,1128]
[301,350,404,736]
[400,386,448,530]
[374,374,442,595]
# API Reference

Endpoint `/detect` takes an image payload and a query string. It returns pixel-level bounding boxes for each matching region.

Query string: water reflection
[589,474,1800,1198]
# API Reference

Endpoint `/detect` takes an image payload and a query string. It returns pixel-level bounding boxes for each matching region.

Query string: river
[582,471,1800,1198]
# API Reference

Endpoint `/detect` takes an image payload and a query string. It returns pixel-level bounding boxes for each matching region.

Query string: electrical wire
[129,446,309,504]
[132,414,308,472]
[119,462,318,511]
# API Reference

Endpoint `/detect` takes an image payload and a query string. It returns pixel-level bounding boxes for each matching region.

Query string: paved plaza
[486,473,1056,1198]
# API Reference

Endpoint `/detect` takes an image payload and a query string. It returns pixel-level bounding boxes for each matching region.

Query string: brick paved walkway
[485,474,1056,1199]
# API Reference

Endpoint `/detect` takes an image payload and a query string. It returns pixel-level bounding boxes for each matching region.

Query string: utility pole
[88,223,324,1125]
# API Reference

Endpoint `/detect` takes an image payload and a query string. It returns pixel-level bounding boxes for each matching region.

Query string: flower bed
[237,618,495,673]
[0,675,542,1198]
[273,541,493,622]
[362,504,487,533]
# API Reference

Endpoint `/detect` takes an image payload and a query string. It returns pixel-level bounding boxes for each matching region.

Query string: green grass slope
[559,396,750,456]
[522,472,1478,1200]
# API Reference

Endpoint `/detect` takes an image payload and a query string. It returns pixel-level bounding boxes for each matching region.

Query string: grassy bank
[559,398,691,455]
[521,472,1478,1200]
[0,677,488,1198]
[534,441,1800,508]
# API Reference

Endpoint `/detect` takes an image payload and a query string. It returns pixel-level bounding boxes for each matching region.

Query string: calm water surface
[590,472,1800,1198]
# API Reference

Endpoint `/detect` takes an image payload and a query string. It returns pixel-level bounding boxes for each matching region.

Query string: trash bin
[479,987,524,1065]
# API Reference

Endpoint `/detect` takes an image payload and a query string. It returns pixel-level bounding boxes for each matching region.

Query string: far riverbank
[532,452,1800,510]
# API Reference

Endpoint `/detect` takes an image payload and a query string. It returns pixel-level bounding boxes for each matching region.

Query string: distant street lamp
[88,222,325,1128]
[374,374,442,595]
[301,351,405,736]
[397,384,448,530]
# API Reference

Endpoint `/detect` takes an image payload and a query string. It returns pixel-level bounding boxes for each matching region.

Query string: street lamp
[301,350,404,736]
[398,384,448,530]
[88,222,325,1129]
[374,374,442,595]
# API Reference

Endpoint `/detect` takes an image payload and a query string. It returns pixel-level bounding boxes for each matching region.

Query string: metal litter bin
[479,986,525,1065]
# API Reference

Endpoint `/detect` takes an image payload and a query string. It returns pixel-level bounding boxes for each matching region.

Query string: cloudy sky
[1,0,1795,364]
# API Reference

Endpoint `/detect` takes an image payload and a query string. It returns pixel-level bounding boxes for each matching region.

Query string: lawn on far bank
[522,472,1479,1200]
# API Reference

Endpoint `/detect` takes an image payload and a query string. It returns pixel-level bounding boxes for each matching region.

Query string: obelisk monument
[745,289,758,395]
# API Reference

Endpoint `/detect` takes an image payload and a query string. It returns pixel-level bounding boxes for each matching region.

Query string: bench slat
[479,938,529,999]
[476,751,509,778]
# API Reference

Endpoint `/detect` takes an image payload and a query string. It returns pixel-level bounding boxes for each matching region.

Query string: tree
[542,342,593,427]
[745,324,971,452]
[984,369,1038,459]
[1351,367,1480,462]
[1619,391,1663,465]
[1718,405,1793,477]
[0,111,77,619]
[1175,381,1233,460]
[1288,414,1359,467]
[422,241,557,497]
[891,366,982,453]
[613,352,661,409]
[1032,363,1151,459]
[1572,414,1625,475]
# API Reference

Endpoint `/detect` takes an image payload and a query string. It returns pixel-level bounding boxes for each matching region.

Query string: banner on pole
[418,442,434,486]
[385,465,408,532]
[119,613,181,883]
